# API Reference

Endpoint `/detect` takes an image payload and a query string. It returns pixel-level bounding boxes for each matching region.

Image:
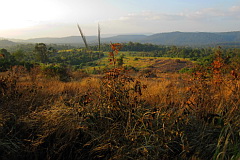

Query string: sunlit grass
[83,52,194,72]
[0,47,239,160]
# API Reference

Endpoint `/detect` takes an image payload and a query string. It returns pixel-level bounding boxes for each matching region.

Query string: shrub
[41,64,71,82]
[134,57,139,61]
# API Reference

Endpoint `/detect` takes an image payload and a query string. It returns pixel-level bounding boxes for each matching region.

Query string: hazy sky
[1,0,240,39]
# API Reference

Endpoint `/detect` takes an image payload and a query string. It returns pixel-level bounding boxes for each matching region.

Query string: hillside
[0,40,17,48]
[141,31,240,46]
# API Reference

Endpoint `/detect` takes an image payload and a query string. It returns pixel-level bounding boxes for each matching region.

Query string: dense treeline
[49,49,104,68]
[0,43,104,71]
[3,43,75,53]
[1,42,240,72]
[91,42,240,65]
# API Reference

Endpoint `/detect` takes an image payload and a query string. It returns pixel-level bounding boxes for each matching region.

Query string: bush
[41,64,71,82]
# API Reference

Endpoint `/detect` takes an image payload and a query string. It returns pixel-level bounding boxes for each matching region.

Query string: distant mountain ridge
[101,35,148,43]
[141,31,240,46]
[2,31,240,47]
[23,36,97,44]
[0,39,17,47]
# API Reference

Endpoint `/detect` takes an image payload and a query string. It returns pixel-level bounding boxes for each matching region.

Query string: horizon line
[1,30,240,40]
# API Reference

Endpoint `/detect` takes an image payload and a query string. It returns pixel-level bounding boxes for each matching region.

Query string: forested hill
[101,35,148,43]
[0,40,17,47]
[3,31,240,47]
[141,31,240,46]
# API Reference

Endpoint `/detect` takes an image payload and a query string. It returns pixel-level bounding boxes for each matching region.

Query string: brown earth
[151,59,194,73]
[138,58,194,78]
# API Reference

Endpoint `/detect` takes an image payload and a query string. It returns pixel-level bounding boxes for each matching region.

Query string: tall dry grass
[0,47,239,160]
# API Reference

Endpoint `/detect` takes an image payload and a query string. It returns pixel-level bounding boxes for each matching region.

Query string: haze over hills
[101,35,148,43]
[141,31,240,46]
[1,31,240,48]
[0,39,18,47]
[23,36,97,45]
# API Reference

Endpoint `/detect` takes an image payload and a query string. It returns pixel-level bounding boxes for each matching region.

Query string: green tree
[117,54,125,67]
[0,48,17,71]
[0,48,11,59]
[34,43,49,63]
[12,49,25,62]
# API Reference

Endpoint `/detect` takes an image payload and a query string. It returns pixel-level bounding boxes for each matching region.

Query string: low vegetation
[0,43,240,159]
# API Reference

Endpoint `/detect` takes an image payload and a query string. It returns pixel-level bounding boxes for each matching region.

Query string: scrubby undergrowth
[0,46,239,160]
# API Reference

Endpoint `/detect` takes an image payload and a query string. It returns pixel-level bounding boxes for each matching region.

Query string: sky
[0,0,240,39]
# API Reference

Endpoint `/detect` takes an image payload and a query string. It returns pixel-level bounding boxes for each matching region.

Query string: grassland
[0,47,239,159]
[82,51,194,75]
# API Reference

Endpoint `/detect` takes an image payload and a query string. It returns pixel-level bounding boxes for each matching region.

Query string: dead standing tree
[77,24,92,59]
[77,23,102,60]
[98,23,101,58]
